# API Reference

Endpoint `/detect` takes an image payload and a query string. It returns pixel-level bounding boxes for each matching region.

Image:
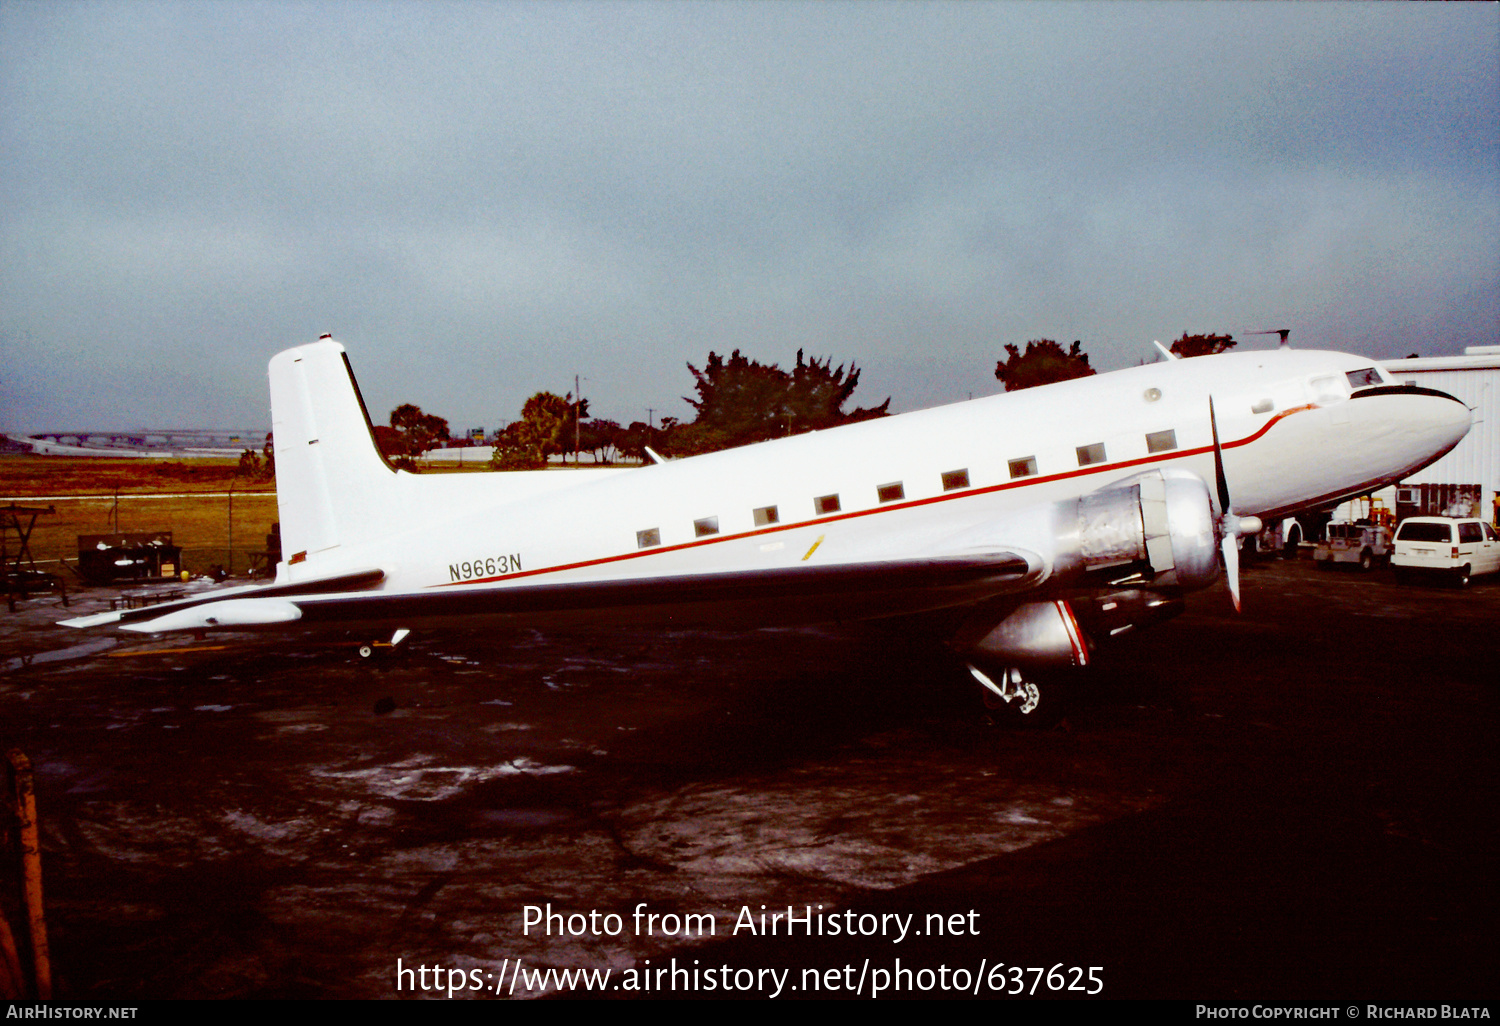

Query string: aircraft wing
[62,551,1037,635]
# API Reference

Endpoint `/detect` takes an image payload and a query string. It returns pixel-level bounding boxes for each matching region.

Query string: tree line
[377,331,1238,470]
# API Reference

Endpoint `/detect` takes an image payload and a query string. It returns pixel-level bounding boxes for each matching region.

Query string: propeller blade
[1209,396,1231,516]
[1222,531,1242,613]
[1209,395,1242,613]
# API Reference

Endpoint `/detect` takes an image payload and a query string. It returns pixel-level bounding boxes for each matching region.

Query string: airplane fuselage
[66,340,1470,669]
[291,348,1467,612]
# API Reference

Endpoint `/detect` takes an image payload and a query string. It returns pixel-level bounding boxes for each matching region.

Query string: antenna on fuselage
[1246,329,1291,348]
[1152,340,1178,361]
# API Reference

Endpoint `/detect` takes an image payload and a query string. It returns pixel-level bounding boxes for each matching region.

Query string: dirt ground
[0,558,1495,1001]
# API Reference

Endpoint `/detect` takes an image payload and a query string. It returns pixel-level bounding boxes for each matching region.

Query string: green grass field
[2,455,279,578]
[1,453,623,581]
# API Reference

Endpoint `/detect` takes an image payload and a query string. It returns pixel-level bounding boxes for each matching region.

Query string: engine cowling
[953,470,1218,670]
[1059,468,1220,592]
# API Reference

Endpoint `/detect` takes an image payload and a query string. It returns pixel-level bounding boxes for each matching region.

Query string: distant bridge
[22,429,270,458]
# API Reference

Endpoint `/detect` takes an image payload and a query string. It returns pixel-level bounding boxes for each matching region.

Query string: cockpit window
[1308,375,1348,403]
[1346,367,1382,389]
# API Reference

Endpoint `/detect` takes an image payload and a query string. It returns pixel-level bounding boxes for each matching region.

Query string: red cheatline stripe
[434,404,1318,589]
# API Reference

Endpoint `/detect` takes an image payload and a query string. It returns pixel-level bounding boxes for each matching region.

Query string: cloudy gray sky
[2,1,1496,436]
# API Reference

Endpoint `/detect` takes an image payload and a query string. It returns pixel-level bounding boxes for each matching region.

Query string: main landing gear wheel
[967,664,1067,729]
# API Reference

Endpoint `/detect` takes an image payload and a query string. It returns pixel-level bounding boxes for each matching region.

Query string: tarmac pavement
[0,559,1494,1000]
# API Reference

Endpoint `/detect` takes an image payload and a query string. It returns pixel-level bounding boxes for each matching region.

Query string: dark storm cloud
[1,1,1495,433]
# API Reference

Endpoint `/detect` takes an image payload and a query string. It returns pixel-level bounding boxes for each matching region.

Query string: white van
[1391,517,1500,587]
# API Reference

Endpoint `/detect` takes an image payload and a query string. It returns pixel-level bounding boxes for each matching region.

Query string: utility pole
[227,482,234,577]
[574,374,581,466]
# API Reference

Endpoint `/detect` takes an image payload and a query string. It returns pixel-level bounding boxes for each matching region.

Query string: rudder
[268,337,400,574]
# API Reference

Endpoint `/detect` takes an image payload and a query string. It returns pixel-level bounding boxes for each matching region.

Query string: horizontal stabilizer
[120,599,303,633]
[58,608,142,629]
[59,568,385,631]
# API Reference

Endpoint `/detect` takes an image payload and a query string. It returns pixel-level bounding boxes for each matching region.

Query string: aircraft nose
[1353,383,1471,473]
[1415,385,1471,448]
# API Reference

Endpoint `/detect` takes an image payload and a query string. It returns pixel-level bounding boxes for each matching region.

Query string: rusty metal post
[0,910,22,998]
[0,909,22,999]
[7,750,50,999]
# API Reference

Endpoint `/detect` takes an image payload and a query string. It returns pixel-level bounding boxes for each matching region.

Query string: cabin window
[1346,367,1382,389]
[1251,398,1274,415]
[1076,443,1106,466]
[636,528,661,549]
[693,516,719,538]
[754,505,779,526]
[877,482,905,503]
[941,469,969,491]
[1145,430,1177,454]
[815,494,841,515]
[1008,456,1037,479]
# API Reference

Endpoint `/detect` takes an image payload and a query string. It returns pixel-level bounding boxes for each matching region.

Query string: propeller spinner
[1208,397,1262,612]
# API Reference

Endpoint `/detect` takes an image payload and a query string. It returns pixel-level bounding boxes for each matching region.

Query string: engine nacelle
[952,471,1215,671]
[960,599,1092,671]
[1076,587,1185,641]
[1058,468,1219,592]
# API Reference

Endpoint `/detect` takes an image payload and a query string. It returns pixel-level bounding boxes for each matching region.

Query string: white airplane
[65,335,1469,721]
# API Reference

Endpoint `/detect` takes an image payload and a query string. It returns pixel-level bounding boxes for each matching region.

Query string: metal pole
[0,905,23,998]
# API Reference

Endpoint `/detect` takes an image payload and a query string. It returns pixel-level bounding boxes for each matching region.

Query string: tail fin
[269,337,399,572]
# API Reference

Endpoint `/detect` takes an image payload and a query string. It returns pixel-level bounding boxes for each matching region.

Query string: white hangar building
[1380,346,1500,526]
